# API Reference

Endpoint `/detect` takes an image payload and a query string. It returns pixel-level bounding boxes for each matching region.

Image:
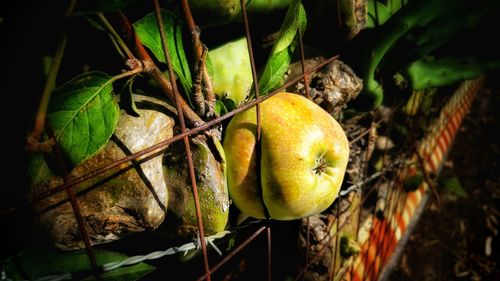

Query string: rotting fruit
[29,94,174,250]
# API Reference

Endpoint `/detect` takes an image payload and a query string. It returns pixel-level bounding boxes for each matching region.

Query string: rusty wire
[45,123,101,280]
[0,54,339,219]
[4,0,438,280]
[152,0,211,279]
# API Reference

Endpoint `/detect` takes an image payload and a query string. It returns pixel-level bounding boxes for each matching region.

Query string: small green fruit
[209,37,252,107]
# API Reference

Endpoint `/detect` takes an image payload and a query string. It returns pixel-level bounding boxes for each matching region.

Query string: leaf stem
[118,12,205,126]
[110,66,143,82]
[26,0,76,151]
[98,13,134,60]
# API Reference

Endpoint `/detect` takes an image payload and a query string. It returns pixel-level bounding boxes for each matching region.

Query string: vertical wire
[152,1,211,280]
[297,25,310,99]
[45,124,101,280]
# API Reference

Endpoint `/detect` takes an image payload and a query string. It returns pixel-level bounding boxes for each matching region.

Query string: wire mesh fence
[0,0,489,280]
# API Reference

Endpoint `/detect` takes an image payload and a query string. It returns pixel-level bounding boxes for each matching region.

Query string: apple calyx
[313,156,328,175]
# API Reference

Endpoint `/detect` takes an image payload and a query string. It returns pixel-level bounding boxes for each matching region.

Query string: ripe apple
[223,92,350,220]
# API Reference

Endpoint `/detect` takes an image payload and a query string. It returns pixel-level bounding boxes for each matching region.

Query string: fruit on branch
[163,136,230,236]
[223,92,349,220]
[209,37,253,107]
[30,94,174,250]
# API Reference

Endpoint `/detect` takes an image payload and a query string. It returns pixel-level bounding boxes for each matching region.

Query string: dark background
[1,1,499,280]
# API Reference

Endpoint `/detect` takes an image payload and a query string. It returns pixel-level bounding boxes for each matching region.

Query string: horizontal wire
[4,220,263,281]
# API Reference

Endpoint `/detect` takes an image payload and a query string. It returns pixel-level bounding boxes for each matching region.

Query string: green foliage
[214,100,229,116]
[133,10,193,100]
[350,0,500,110]
[27,153,53,185]
[405,57,500,90]
[403,173,424,192]
[47,71,119,169]
[441,176,467,198]
[257,0,307,96]
[339,235,361,258]
[367,0,408,28]
[3,248,155,281]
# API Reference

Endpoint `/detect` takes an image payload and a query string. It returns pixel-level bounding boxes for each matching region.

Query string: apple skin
[223,92,349,220]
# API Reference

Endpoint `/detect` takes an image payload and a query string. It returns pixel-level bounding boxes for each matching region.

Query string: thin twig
[98,13,134,59]
[118,13,205,127]
[26,0,77,152]
[181,0,202,60]
[111,66,143,82]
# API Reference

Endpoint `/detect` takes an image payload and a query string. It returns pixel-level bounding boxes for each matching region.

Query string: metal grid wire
[0,1,483,281]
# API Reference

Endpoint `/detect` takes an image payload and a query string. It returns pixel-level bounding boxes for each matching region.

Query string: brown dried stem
[193,52,206,116]
[181,0,215,117]
[118,12,205,127]
[200,47,216,117]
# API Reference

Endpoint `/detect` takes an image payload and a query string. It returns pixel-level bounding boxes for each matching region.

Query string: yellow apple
[223,92,350,220]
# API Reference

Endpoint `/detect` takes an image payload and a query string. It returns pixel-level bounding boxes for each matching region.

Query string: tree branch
[118,12,205,127]
[181,0,216,117]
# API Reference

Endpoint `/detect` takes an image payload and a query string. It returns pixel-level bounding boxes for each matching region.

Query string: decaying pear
[163,135,230,236]
[30,94,175,250]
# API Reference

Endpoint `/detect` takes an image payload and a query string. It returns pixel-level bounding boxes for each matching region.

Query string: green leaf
[367,0,408,28]
[28,153,54,185]
[257,0,307,95]
[214,100,228,116]
[3,248,155,281]
[258,47,296,95]
[441,176,467,198]
[403,173,424,191]
[134,10,193,101]
[47,71,119,168]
